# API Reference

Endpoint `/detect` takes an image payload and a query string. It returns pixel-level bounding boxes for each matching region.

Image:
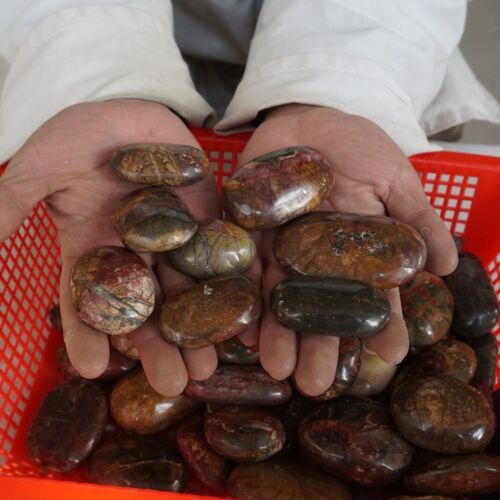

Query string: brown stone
[215,336,260,365]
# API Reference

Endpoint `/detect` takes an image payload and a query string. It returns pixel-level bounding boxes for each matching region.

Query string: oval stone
[110,334,140,359]
[270,277,390,336]
[48,304,62,333]
[274,211,426,288]
[89,435,185,492]
[391,376,495,454]
[222,147,333,230]
[185,365,291,405]
[465,333,498,392]
[27,379,108,472]
[111,143,209,187]
[298,397,415,486]
[215,336,260,365]
[112,187,197,252]
[70,246,155,335]
[491,389,500,453]
[110,368,200,434]
[168,219,256,279]
[160,275,262,348]
[204,406,286,462]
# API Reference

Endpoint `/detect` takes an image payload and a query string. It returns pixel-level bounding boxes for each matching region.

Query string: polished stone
[215,336,260,365]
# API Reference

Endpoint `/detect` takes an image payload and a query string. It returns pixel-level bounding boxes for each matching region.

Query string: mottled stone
[89,435,185,492]
[110,368,200,434]
[464,333,498,392]
[48,304,62,333]
[169,219,256,279]
[70,246,155,335]
[111,143,209,187]
[271,277,389,336]
[222,147,333,230]
[491,389,500,453]
[110,334,140,359]
[391,376,495,454]
[215,336,260,365]
[204,406,286,462]
[27,379,108,472]
[298,397,415,486]
[112,187,197,253]
[444,252,499,337]
[160,275,262,348]
[274,211,426,288]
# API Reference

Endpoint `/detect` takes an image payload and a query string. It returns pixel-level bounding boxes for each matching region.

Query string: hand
[238,104,458,397]
[0,99,219,396]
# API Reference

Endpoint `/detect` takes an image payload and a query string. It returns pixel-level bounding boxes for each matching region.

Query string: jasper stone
[70,246,155,335]
[298,397,415,486]
[185,365,291,405]
[160,275,262,348]
[222,147,333,230]
[204,406,286,462]
[404,454,500,496]
[27,379,108,472]
[444,252,499,337]
[491,389,500,453]
[228,461,352,500]
[111,143,209,187]
[48,304,62,333]
[215,336,260,365]
[168,219,256,279]
[391,376,495,454]
[274,211,426,288]
[176,414,230,493]
[112,187,197,252]
[271,277,390,337]
[89,435,185,492]
[110,368,200,434]
[110,334,140,359]
[465,333,498,391]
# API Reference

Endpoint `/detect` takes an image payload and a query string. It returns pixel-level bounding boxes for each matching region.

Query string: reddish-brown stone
[215,336,260,365]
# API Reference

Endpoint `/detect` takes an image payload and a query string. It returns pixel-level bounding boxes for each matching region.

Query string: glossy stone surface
[271,277,389,336]
[215,336,260,365]
[111,143,209,187]
[48,304,62,333]
[228,461,352,500]
[110,334,140,359]
[445,252,499,337]
[110,368,200,434]
[160,275,261,348]
[168,219,256,279]
[222,147,333,230]
[112,187,197,253]
[89,435,185,492]
[491,389,500,453]
[176,414,230,493]
[70,246,155,335]
[298,397,415,486]
[204,406,286,462]
[391,376,495,453]
[465,333,498,392]
[274,211,426,288]
[27,379,108,472]
[404,454,500,496]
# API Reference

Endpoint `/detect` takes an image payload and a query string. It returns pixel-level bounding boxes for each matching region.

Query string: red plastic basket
[0,128,499,499]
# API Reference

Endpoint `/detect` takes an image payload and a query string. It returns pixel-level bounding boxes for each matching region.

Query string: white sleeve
[0,0,214,162]
[216,0,467,156]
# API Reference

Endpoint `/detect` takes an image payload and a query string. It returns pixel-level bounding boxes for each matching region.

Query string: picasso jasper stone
[215,336,260,365]
[111,143,209,187]
[27,379,108,472]
[274,212,427,288]
[444,252,499,337]
[168,219,256,279]
[160,275,262,348]
[48,304,62,333]
[204,406,286,462]
[222,147,333,230]
[112,187,197,253]
[70,246,155,335]
[110,334,140,359]
[465,333,498,391]
[270,277,390,337]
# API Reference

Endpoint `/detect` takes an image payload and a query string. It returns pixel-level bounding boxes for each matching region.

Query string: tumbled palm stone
[110,334,140,359]
[444,252,499,337]
[228,461,352,500]
[48,304,62,333]
[27,379,107,472]
[160,275,262,348]
[274,211,426,288]
[465,333,498,391]
[110,368,200,434]
[391,376,495,453]
[112,187,197,252]
[168,219,256,279]
[185,365,291,405]
[271,277,389,336]
[89,435,185,492]
[204,406,286,462]
[298,397,414,486]
[215,336,260,365]
[491,389,500,453]
[70,246,155,335]
[111,143,209,187]
[222,147,333,230]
